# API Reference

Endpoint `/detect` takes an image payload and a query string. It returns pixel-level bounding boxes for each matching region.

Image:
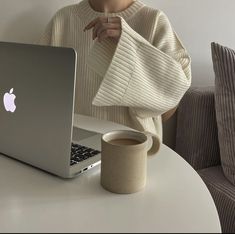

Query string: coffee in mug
[101,130,160,194]
[108,138,141,146]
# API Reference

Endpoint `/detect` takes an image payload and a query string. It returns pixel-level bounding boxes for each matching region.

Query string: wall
[0,0,234,86]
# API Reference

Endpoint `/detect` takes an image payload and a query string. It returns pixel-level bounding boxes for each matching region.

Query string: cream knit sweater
[39,0,192,149]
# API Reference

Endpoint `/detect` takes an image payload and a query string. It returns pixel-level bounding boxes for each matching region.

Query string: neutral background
[0,0,234,86]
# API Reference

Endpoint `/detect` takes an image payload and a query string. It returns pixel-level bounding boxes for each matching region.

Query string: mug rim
[102,130,148,148]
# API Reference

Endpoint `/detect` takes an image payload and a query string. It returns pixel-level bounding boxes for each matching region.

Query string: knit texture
[39,0,192,151]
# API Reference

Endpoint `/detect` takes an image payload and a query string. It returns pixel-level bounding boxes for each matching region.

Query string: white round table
[0,114,221,233]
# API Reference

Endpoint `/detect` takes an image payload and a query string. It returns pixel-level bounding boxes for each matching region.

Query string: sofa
[162,86,235,233]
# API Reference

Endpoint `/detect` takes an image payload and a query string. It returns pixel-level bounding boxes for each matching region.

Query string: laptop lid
[0,42,77,178]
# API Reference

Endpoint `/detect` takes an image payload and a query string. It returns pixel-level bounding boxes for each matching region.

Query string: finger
[108,16,121,24]
[84,18,98,31]
[93,21,103,40]
[98,29,120,42]
[97,30,109,42]
[84,16,120,31]
[105,23,122,30]
[84,16,107,31]
[94,23,121,40]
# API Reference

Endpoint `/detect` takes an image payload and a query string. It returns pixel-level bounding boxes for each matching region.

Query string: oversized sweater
[39,0,192,150]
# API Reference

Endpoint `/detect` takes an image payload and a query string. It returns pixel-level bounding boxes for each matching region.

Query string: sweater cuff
[87,17,143,106]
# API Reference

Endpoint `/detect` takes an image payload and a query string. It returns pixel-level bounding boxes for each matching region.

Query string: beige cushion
[211,42,235,185]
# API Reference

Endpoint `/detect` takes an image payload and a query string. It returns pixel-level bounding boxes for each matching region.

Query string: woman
[39,0,191,151]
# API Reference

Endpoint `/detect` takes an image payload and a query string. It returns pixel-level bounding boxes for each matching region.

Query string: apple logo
[3,88,16,113]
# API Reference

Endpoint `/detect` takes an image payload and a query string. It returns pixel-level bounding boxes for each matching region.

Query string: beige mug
[101,130,160,194]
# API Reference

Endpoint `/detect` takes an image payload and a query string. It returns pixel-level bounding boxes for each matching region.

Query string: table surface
[0,114,221,233]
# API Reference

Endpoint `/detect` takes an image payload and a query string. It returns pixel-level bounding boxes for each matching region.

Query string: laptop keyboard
[70,143,101,166]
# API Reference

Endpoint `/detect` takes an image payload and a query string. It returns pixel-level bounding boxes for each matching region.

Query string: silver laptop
[0,41,102,178]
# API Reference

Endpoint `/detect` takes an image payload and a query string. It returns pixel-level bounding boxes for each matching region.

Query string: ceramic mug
[101,130,160,194]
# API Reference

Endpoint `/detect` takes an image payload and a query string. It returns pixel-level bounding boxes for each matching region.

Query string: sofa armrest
[175,87,221,170]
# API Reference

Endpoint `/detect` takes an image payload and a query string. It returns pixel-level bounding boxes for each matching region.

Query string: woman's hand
[162,106,179,123]
[84,16,122,44]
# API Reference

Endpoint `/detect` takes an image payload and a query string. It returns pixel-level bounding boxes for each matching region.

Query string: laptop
[0,41,102,178]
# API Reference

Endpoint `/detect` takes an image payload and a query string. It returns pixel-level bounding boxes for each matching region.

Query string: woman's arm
[162,106,178,122]
[87,10,192,119]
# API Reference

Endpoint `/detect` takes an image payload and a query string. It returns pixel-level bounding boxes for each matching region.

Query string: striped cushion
[211,42,235,185]
[199,166,235,233]
[175,87,221,170]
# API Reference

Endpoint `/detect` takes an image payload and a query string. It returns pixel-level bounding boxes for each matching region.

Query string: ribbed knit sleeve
[87,10,192,118]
